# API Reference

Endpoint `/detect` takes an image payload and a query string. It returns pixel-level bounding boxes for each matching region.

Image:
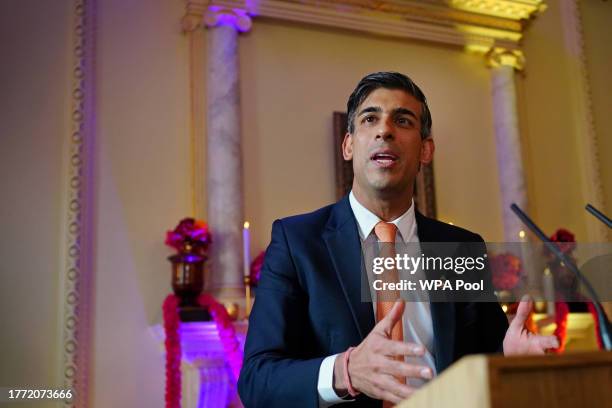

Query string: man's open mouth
[370,151,399,166]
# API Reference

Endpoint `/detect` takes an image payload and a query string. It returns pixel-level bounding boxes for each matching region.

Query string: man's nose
[376,117,394,140]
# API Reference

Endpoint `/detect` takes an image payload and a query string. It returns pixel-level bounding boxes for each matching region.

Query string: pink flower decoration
[249,251,265,286]
[549,228,576,255]
[165,218,212,255]
[490,252,523,290]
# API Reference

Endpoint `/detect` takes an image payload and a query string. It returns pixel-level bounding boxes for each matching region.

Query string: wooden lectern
[396,352,612,408]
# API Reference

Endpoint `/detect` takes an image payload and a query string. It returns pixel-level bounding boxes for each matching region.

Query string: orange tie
[374,222,405,408]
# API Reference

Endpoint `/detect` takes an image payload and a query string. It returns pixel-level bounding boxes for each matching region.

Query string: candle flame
[244,221,250,229]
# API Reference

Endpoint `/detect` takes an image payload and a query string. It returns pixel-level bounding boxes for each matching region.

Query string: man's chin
[368,180,412,197]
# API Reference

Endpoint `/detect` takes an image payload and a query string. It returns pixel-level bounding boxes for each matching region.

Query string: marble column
[204,8,252,302]
[487,48,527,243]
[487,49,541,292]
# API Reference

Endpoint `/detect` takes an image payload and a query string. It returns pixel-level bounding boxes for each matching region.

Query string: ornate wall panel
[58,0,96,406]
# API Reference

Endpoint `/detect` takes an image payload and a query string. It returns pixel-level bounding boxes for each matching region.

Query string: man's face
[342,88,434,198]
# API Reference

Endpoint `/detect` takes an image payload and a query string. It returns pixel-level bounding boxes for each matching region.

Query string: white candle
[543,267,555,316]
[243,221,250,277]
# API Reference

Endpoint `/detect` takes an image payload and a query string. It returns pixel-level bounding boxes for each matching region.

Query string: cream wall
[519,0,588,240]
[1,0,192,406]
[240,19,503,256]
[93,0,191,406]
[0,1,71,405]
[582,0,612,225]
[519,0,611,242]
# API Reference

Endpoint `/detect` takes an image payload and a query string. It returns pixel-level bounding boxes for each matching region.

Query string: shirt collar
[348,191,417,243]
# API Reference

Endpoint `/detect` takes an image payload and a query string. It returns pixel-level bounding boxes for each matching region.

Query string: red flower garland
[546,226,603,352]
[162,294,244,408]
[552,301,569,354]
[552,301,603,353]
[163,295,181,408]
[587,302,604,350]
[198,294,244,381]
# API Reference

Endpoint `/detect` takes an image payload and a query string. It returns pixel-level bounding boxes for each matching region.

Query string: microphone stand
[510,203,612,351]
[586,203,612,229]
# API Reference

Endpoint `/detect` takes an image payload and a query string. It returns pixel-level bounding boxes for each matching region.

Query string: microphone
[510,203,612,351]
[585,204,612,228]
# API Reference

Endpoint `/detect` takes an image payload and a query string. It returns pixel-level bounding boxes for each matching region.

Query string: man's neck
[351,186,413,222]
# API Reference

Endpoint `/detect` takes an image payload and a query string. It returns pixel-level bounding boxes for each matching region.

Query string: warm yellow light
[519,230,526,239]
[449,222,454,225]
[455,24,522,43]
[502,304,508,313]
[244,221,250,229]
[464,43,491,55]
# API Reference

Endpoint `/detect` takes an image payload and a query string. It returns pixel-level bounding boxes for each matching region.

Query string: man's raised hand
[333,301,433,404]
[503,295,559,356]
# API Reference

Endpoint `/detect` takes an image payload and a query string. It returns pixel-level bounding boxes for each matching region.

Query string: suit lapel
[323,197,375,341]
[415,211,456,373]
[321,200,456,371]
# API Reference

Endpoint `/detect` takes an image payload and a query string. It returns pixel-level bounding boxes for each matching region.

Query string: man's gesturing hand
[333,301,433,404]
[503,295,559,356]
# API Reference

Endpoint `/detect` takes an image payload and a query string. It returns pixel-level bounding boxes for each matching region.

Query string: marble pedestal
[152,321,248,408]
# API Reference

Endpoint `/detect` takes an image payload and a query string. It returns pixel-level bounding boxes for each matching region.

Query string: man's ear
[342,133,353,160]
[420,137,435,165]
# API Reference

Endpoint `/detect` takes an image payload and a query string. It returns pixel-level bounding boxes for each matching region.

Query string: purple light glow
[207,6,252,32]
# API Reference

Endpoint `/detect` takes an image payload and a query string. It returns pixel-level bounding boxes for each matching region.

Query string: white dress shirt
[317,192,436,406]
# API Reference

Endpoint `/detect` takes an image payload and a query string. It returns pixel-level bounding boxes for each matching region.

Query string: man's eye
[363,116,377,123]
[397,117,413,126]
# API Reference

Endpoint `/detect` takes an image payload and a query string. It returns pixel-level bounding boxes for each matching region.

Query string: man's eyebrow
[357,106,382,117]
[394,107,418,119]
[357,106,418,119]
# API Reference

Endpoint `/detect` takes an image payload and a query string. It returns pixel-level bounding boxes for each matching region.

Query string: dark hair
[346,71,432,139]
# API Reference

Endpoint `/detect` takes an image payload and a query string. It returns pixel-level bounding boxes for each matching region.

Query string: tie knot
[374,222,397,243]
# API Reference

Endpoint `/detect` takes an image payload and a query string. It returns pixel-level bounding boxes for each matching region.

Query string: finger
[376,374,415,403]
[510,295,532,332]
[378,389,403,405]
[538,335,559,350]
[381,339,425,358]
[376,300,405,336]
[385,360,433,380]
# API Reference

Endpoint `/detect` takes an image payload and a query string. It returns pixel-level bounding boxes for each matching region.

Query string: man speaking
[238,72,558,407]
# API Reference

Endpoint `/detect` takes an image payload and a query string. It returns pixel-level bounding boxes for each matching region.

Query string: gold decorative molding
[486,47,526,70]
[182,13,204,32]
[201,0,545,51]
[59,0,96,406]
[182,0,207,32]
[450,0,546,21]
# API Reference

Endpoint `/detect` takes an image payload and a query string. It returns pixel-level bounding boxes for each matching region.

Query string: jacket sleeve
[238,219,325,408]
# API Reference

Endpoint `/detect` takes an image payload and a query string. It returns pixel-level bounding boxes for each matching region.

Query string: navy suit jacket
[238,196,508,407]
